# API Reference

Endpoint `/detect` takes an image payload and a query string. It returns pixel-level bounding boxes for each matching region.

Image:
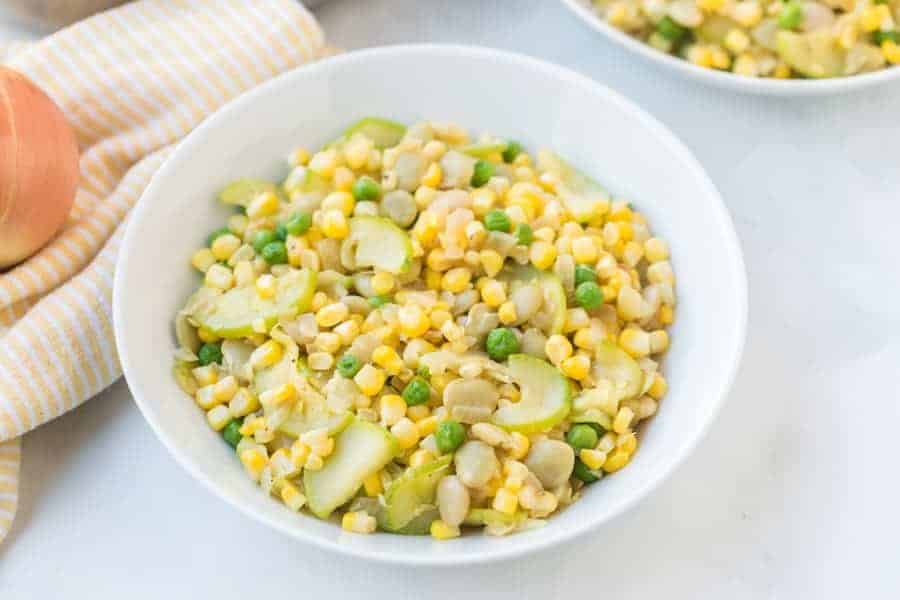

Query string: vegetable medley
[173,117,676,539]
[592,0,900,78]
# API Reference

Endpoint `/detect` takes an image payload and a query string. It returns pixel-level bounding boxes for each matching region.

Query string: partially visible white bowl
[114,44,747,566]
[560,0,900,95]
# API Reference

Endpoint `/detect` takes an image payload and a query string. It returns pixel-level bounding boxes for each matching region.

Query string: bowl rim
[113,43,748,566]
[559,0,900,96]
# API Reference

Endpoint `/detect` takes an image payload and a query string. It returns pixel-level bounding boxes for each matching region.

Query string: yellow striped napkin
[0,0,326,544]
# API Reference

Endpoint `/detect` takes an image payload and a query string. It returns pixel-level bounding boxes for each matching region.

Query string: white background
[2,1,899,598]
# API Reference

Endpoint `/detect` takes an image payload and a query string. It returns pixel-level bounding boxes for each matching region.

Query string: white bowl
[114,44,747,565]
[560,0,900,95]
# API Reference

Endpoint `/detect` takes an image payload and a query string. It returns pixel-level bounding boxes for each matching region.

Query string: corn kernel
[603,448,631,473]
[618,328,650,358]
[425,268,443,290]
[247,191,279,219]
[545,334,573,365]
[442,268,472,293]
[205,264,234,290]
[342,511,376,534]
[407,404,431,422]
[206,405,232,431]
[560,355,591,380]
[229,388,259,417]
[492,487,519,515]
[308,352,334,371]
[613,406,635,434]
[371,271,395,295]
[308,149,339,179]
[883,40,900,65]
[530,241,557,270]
[211,233,241,261]
[429,309,452,329]
[430,519,461,540]
[391,417,420,449]
[861,5,889,32]
[480,279,507,308]
[573,328,598,351]
[195,386,219,411]
[507,432,530,460]
[617,431,638,454]
[580,448,607,470]
[255,274,277,299]
[316,302,350,328]
[416,415,439,437]
[191,248,217,273]
[409,448,435,468]
[288,147,311,167]
[379,394,407,426]
[572,236,598,264]
[321,209,349,239]
[471,188,496,217]
[697,0,724,11]
[648,374,668,400]
[398,304,431,337]
[212,375,238,403]
[233,260,255,287]
[498,301,518,325]
[192,365,219,387]
[250,340,283,370]
[290,440,311,467]
[649,330,669,354]
[240,447,267,480]
[426,248,453,272]
[420,162,442,188]
[259,383,296,409]
[280,482,307,511]
[355,364,386,396]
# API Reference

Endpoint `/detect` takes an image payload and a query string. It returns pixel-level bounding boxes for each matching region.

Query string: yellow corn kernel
[229,388,259,417]
[290,440,311,467]
[333,167,355,192]
[321,209,349,239]
[391,417,420,449]
[233,260,255,287]
[560,355,591,380]
[425,268,443,290]
[228,214,248,237]
[304,453,325,471]
[649,330,670,354]
[480,279,506,308]
[379,394,407,427]
[250,340,283,370]
[288,147,311,167]
[730,1,762,27]
[498,301,518,325]
[342,511,376,534]
[723,28,750,55]
[355,364,386,396]
[471,188,497,217]
[644,237,669,262]
[360,472,384,497]
[479,249,505,278]
[571,236,598,264]
[883,40,900,65]
[529,241,557,270]
[648,373,668,400]
[441,319,464,342]
[240,447,268,480]
[613,406,635,434]
[580,448,607,470]
[206,405,232,431]
[603,448,631,473]
[426,248,453,272]
[211,233,241,261]
[429,309,452,329]
[194,386,219,410]
[308,351,334,371]
[191,248,216,273]
[308,149,339,179]
[659,305,675,325]
[507,432,530,460]
[414,210,440,244]
[396,304,430,338]
[442,267,472,293]
[212,375,238,403]
[618,328,650,358]
[409,449,435,468]
[322,191,355,216]
[239,416,264,436]
[407,404,431,422]
[246,191,279,220]
[861,5,889,32]
[205,263,234,290]
[545,334,573,366]
[416,415,439,437]
[316,302,350,328]
[280,481,307,511]
[192,364,219,387]
[430,519,461,540]
[259,383,296,409]
[250,274,274,300]
[420,162,442,188]
[732,53,759,77]
[370,271,394,295]
[697,0,724,11]
[492,487,519,515]
[573,328,598,351]
[617,430,638,454]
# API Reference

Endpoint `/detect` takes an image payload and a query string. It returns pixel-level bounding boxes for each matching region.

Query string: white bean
[454,440,500,488]
[525,439,574,489]
[437,475,470,527]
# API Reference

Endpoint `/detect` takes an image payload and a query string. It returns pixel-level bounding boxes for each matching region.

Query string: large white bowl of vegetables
[114,45,747,565]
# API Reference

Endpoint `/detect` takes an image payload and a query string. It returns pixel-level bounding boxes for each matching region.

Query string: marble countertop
[2,1,898,598]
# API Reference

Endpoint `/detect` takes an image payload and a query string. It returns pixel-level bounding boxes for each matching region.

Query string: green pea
[873,30,900,44]
[435,420,466,453]
[566,424,599,450]
[275,223,288,241]
[572,458,601,483]
[197,343,222,366]
[485,327,520,362]
[574,264,597,287]
[368,295,391,308]
[470,160,494,188]
[402,377,431,406]
[586,422,607,437]
[207,227,231,247]
[502,141,523,164]
[352,176,381,202]
[484,209,511,233]
[284,212,312,236]
[514,223,533,245]
[575,281,603,310]
[261,240,288,265]
[336,354,362,378]
[252,229,279,253]
[416,365,431,380]
[222,418,243,449]
[778,1,803,29]
[657,16,687,42]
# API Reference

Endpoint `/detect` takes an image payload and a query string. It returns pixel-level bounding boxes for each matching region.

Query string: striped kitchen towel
[0,0,326,544]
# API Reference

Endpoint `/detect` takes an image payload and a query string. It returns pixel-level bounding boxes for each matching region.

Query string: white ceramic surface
[560,0,900,95]
[113,44,746,566]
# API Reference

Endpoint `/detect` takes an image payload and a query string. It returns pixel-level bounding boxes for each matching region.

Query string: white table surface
[2,1,899,598]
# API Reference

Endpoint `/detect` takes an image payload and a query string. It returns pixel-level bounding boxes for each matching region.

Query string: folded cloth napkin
[0,0,326,544]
